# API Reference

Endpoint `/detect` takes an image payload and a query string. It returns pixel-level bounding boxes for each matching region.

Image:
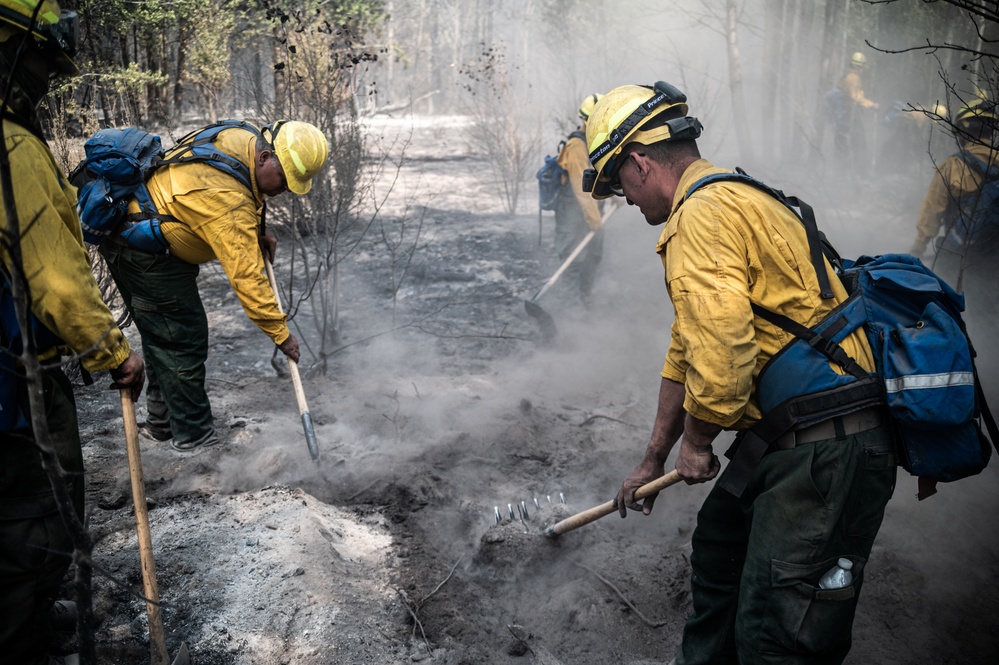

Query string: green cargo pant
[554,190,603,305]
[677,426,896,665]
[100,240,216,448]
[0,367,83,665]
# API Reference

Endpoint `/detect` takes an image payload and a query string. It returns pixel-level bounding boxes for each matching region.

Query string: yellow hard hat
[578,93,601,121]
[0,0,78,75]
[932,103,948,119]
[956,98,997,128]
[265,121,329,195]
[583,81,702,199]
[850,51,867,66]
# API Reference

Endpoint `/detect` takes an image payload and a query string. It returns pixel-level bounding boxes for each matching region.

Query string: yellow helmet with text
[583,81,702,199]
[578,93,601,121]
[0,0,78,75]
[264,120,330,195]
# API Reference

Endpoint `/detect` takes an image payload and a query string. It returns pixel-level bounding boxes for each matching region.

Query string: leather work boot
[49,654,80,665]
[47,600,77,632]
[138,423,173,442]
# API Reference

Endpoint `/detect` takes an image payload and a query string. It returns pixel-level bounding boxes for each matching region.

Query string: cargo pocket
[759,556,864,658]
[129,293,188,344]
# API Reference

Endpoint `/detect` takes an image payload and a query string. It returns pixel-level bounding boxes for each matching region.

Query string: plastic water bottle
[818,558,854,589]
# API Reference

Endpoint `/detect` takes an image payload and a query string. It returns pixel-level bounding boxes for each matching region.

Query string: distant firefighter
[910,99,998,304]
[551,93,606,308]
[827,51,879,174]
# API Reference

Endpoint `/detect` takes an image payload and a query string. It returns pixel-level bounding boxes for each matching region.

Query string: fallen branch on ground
[579,414,641,429]
[574,561,669,628]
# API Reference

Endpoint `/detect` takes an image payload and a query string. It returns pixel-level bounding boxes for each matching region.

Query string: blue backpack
[536,130,585,212]
[1,279,63,431]
[72,120,260,253]
[938,150,999,252]
[676,171,998,500]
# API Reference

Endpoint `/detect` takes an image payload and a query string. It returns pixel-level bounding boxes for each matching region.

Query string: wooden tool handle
[264,257,320,461]
[530,203,619,303]
[121,390,169,665]
[546,470,683,537]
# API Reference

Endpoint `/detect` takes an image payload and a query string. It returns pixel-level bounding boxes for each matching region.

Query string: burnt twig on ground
[578,414,641,429]
[346,478,382,502]
[395,554,465,650]
[574,561,670,628]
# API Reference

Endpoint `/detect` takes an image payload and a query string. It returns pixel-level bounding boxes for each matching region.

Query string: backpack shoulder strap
[157,120,261,192]
[678,169,837,299]
[557,130,587,157]
[959,149,996,178]
[750,302,868,380]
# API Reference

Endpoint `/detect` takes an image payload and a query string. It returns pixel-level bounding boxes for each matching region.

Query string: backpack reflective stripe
[675,171,998,497]
[885,372,975,393]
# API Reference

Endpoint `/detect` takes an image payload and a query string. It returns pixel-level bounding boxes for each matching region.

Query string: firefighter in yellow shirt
[828,52,879,173]
[553,94,605,307]
[99,120,328,451]
[0,3,144,662]
[583,82,894,665]
[909,100,998,309]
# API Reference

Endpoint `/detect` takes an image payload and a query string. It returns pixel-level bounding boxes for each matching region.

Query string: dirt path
[72,116,999,664]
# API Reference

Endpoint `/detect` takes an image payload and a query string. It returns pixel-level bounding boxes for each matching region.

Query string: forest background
[14,1,998,662]
[45,0,997,371]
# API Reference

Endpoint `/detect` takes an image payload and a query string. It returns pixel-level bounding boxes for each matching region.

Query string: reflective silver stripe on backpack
[884,372,975,393]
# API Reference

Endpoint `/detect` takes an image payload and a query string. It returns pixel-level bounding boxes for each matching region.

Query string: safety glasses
[607,153,635,197]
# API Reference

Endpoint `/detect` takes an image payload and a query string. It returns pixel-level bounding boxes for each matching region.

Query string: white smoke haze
[77,2,998,661]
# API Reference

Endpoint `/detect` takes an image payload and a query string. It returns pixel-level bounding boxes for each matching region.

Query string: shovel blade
[524,299,557,343]
[301,412,320,463]
[170,642,191,665]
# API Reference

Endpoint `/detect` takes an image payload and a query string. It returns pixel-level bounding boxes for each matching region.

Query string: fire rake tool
[264,256,320,463]
[121,391,191,665]
[542,470,683,538]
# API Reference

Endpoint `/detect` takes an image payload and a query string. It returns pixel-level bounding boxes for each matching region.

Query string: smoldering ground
[74,111,999,662]
[61,1,999,660]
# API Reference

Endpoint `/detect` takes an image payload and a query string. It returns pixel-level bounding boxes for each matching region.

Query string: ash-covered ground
[69,115,999,664]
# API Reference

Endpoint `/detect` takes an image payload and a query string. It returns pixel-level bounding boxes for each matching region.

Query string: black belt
[774,406,886,450]
[719,406,891,497]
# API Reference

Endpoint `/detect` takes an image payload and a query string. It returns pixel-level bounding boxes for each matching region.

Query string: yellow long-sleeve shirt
[914,141,999,247]
[0,120,130,372]
[837,70,877,109]
[558,131,603,231]
[657,160,875,429]
[127,125,289,345]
